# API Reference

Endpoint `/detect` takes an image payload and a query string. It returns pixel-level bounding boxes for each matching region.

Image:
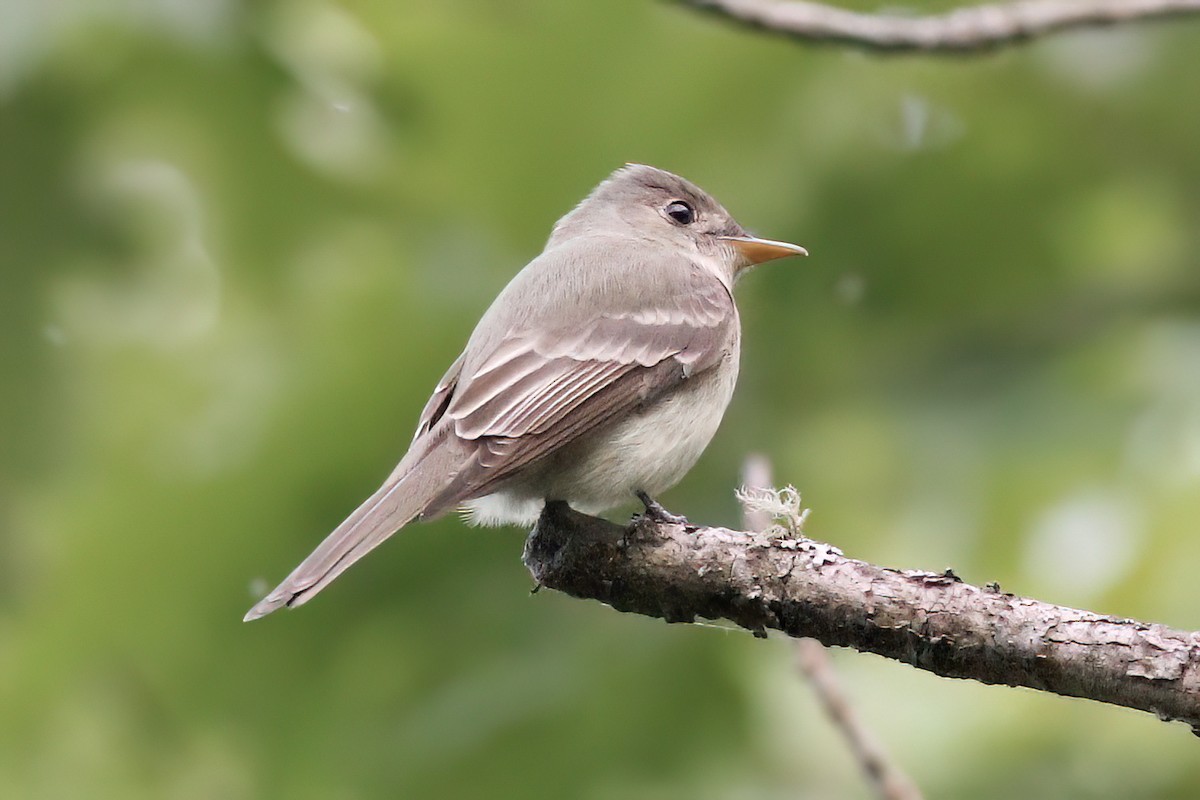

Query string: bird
[244,164,806,621]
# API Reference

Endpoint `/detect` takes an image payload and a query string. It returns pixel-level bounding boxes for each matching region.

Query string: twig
[741,456,922,800]
[679,0,1200,53]
[522,500,1200,733]
[794,639,924,800]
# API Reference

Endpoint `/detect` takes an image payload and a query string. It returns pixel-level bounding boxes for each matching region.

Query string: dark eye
[665,200,695,226]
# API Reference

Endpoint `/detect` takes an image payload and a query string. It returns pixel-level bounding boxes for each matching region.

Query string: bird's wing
[417,265,736,513]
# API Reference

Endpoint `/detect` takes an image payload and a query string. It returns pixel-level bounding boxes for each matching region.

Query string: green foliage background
[3,1,1200,797]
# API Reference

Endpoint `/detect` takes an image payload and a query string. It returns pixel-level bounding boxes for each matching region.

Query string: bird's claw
[636,490,689,526]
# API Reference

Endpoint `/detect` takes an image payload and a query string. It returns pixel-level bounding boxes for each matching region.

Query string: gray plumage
[244,164,805,621]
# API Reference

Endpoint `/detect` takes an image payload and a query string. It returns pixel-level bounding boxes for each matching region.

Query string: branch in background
[741,456,922,800]
[522,499,1200,733]
[679,0,1200,54]
[794,639,925,800]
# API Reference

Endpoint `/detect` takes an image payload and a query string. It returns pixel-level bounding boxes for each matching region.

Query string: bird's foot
[635,490,688,526]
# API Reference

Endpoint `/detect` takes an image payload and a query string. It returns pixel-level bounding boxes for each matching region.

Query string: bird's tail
[243,436,469,621]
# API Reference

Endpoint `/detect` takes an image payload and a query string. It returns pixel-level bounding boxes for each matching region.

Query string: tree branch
[523,500,1200,732]
[679,0,1200,54]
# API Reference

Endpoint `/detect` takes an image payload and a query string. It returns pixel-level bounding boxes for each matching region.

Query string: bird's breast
[584,350,740,499]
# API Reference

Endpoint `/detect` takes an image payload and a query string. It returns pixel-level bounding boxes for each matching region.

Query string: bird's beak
[720,235,808,265]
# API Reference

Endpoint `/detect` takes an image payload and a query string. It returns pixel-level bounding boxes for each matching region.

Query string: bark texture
[523,501,1200,732]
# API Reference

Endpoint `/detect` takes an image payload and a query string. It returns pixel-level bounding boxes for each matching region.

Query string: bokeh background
[4,0,1200,797]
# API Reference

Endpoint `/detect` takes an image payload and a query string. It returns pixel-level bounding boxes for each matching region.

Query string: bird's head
[548,163,807,281]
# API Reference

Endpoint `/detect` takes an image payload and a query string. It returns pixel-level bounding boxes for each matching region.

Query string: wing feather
[451,270,732,433]
[409,265,737,517]
[413,352,465,440]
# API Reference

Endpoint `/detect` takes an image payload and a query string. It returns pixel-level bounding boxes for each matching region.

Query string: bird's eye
[665,200,695,226]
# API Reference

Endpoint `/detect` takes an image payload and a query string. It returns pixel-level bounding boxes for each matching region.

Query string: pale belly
[463,353,740,526]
